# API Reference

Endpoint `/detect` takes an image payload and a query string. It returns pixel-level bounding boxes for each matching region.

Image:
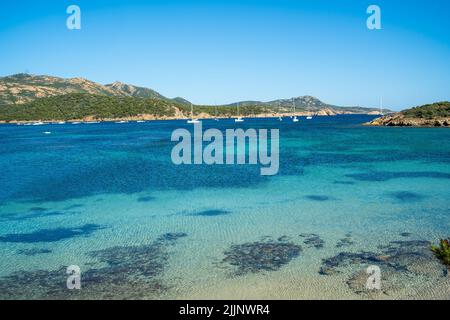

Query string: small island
[367,101,450,127]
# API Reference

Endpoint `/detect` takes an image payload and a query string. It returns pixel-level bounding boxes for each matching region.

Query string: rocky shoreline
[366,113,450,127]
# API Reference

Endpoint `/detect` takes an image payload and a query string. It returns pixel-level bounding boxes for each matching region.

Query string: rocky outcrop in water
[367,114,450,127]
[0,232,187,300]
[222,240,302,275]
[320,240,448,298]
[366,102,450,127]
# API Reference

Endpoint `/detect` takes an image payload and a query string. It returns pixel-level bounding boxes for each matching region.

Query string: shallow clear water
[0,115,449,299]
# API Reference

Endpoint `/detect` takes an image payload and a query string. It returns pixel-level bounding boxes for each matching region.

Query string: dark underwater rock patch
[0,224,105,243]
[0,209,79,222]
[333,181,355,185]
[319,251,385,276]
[400,232,412,238]
[300,233,325,249]
[388,191,425,202]
[0,232,187,299]
[305,195,331,202]
[222,240,302,275]
[320,239,447,297]
[156,232,188,243]
[137,196,155,202]
[336,234,355,248]
[189,209,231,217]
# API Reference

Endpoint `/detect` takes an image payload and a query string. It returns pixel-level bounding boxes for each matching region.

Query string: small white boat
[32,122,45,126]
[306,116,313,120]
[57,121,66,124]
[115,120,128,124]
[278,117,283,121]
[136,120,145,123]
[187,103,200,124]
[71,122,81,125]
[293,116,299,122]
[235,103,244,123]
[43,131,52,135]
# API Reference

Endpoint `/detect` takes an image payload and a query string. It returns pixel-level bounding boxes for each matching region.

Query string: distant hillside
[105,81,167,100]
[172,97,191,105]
[0,73,390,122]
[367,101,450,127]
[0,74,125,105]
[225,96,386,115]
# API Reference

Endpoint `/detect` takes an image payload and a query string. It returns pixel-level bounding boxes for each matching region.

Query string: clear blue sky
[1,0,449,110]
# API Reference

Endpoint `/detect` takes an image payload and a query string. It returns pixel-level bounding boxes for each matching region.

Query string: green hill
[0,93,177,121]
[402,101,450,119]
[0,93,271,121]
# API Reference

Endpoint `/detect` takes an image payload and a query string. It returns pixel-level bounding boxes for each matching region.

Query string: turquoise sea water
[0,115,449,299]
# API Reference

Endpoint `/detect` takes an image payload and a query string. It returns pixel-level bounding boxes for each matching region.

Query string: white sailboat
[292,98,299,122]
[187,103,200,124]
[235,102,244,123]
[380,97,384,116]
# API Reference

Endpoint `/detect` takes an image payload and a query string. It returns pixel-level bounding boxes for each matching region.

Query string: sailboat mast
[380,97,383,115]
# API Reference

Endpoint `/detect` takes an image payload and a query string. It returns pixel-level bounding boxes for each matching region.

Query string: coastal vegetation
[0,94,176,121]
[403,101,450,119]
[0,93,274,121]
[431,238,450,268]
